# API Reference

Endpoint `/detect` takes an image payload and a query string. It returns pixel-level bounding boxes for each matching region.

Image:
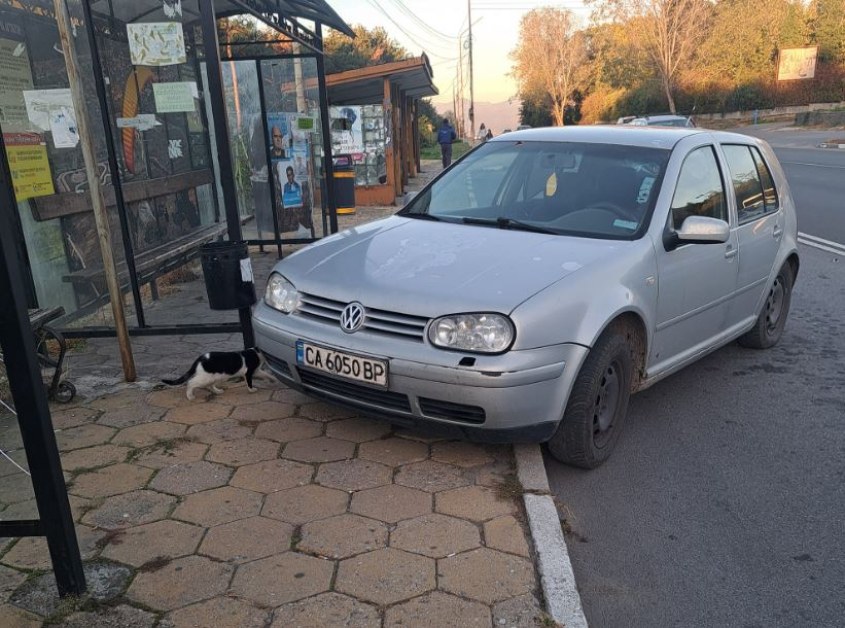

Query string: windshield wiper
[461,216,557,234]
[401,212,443,221]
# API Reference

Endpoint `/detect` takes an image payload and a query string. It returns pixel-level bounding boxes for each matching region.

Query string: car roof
[487,124,705,149]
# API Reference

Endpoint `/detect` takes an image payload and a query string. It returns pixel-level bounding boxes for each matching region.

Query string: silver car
[254,126,798,468]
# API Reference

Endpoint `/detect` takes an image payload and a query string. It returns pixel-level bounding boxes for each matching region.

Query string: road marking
[781,161,845,170]
[798,232,845,255]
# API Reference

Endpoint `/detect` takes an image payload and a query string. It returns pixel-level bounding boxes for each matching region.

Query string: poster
[23,89,78,148]
[276,159,302,209]
[777,47,818,81]
[0,37,34,132]
[127,22,187,66]
[4,132,55,200]
[163,0,182,18]
[152,81,196,113]
[266,112,290,159]
[330,106,363,155]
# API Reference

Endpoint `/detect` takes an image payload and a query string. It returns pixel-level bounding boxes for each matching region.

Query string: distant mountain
[432,99,521,137]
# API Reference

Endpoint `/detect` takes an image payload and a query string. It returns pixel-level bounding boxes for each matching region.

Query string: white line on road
[781,161,845,169]
[798,232,845,255]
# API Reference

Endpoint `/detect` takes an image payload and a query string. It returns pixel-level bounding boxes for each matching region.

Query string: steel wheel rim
[592,361,621,448]
[765,276,785,334]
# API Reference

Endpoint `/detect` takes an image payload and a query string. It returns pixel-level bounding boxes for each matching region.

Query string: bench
[62,223,227,314]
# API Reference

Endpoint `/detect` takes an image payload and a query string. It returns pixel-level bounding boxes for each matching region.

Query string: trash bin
[199,241,257,310]
[333,154,356,215]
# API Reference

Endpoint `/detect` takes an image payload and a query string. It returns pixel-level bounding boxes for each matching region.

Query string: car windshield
[402,141,670,239]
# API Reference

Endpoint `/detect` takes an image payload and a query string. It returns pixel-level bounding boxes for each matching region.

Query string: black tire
[547,328,634,469]
[53,381,76,404]
[738,265,793,350]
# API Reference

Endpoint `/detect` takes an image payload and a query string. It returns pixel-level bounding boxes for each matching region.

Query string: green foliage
[324,25,410,73]
[519,96,554,127]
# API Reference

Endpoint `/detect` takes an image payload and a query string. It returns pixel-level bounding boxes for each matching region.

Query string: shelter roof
[326,55,438,105]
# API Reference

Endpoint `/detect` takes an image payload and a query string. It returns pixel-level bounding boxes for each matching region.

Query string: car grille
[297,292,429,341]
[264,353,292,377]
[419,398,486,424]
[298,369,412,413]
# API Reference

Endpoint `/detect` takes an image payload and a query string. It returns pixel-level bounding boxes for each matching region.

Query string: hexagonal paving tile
[70,463,153,499]
[229,400,295,422]
[149,461,232,495]
[439,548,535,604]
[209,385,274,406]
[112,422,186,448]
[493,593,544,628]
[485,515,531,557]
[230,552,333,607]
[60,604,157,628]
[205,438,279,466]
[315,459,392,492]
[350,485,431,523]
[1,525,103,570]
[50,406,100,430]
[271,387,313,405]
[172,486,263,527]
[298,514,387,559]
[271,592,380,628]
[336,548,435,606]
[297,402,355,422]
[100,519,203,567]
[60,444,130,472]
[89,390,143,411]
[128,555,233,612]
[394,460,470,493]
[390,513,481,558]
[200,516,292,563]
[0,473,34,505]
[55,424,115,451]
[146,388,196,409]
[0,603,40,627]
[254,417,322,443]
[283,436,355,463]
[0,564,27,602]
[185,419,253,444]
[81,489,176,529]
[431,441,495,468]
[384,591,491,628]
[131,439,208,470]
[262,485,348,524]
[325,417,392,443]
[436,485,516,522]
[164,403,232,425]
[230,459,313,493]
[358,437,429,467]
[97,405,166,429]
[164,596,270,628]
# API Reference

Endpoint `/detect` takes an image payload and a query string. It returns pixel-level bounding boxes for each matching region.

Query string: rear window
[722,144,779,223]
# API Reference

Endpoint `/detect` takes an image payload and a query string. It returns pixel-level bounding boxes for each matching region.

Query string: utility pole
[467,0,475,142]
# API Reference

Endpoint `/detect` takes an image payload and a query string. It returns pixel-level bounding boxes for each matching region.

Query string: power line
[386,0,459,43]
[366,0,460,60]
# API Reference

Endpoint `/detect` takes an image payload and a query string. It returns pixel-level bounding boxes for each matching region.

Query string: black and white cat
[162,348,265,400]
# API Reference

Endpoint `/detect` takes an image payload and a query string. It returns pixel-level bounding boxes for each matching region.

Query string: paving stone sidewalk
[0,162,554,627]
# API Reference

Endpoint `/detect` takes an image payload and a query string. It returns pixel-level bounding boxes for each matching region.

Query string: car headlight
[264,273,299,313]
[428,313,515,353]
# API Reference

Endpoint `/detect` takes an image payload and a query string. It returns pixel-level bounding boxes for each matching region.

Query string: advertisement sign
[152,81,197,113]
[0,37,34,132]
[777,47,818,81]
[330,106,364,155]
[127,22,187,66]
[23,88,79,148]
[4,132,54,200]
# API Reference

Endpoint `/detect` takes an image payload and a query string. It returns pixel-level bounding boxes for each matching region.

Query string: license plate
[296,341,388,388]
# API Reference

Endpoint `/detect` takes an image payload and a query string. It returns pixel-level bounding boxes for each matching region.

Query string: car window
[404,141,670,240]
[670,146,727,230]
[722,144,774,223]
[750,147,779,213]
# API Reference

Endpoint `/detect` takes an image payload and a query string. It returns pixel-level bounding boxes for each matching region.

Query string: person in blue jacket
[437,118,457,168]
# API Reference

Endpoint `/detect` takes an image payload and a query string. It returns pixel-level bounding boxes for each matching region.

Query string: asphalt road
[545,128,845,627]
[545,244,845,627]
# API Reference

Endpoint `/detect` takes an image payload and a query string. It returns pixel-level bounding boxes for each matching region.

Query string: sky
[325,1,591,107]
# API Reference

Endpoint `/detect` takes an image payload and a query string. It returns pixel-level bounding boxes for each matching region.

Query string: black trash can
[333,154,356,215]
[199,241,257,310]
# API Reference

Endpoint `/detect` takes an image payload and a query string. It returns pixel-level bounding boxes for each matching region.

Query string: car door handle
[773,226,783,239]
[725,245,737,259]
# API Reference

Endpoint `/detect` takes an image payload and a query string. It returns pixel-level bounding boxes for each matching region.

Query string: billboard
[777,47,818,81]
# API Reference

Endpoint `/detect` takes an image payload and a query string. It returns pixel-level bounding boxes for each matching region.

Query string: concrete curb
[515,443,588,628]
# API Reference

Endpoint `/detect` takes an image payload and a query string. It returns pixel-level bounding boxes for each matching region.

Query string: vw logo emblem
[340,302,365,333]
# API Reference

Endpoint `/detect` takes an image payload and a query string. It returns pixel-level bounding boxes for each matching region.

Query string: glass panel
[750,147,779,213]
[722,144,766,223]
[671,146,727,229]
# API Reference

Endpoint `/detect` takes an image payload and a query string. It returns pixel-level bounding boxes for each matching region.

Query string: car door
[718,143,783,322]
[651,144,739,372]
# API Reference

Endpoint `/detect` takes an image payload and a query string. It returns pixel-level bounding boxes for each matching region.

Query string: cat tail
[161,357,201,386]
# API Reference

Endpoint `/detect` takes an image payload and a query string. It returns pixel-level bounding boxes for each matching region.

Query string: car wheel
[738,265,794,350]
[547,328,633,469]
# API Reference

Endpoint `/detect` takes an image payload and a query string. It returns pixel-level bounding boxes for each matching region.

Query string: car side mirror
[664,216,730,250]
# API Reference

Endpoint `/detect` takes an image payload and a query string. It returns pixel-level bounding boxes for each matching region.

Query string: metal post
[0,136,86,598]
[314,21,339,234]
[467,0,475,142]
[55,0,136,381]
[199,0,255,347]
[256,61,283,258]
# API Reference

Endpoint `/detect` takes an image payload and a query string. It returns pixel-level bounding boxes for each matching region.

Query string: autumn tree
[323,25,409,73]
[590,0,713,113]
[510,8,587,126]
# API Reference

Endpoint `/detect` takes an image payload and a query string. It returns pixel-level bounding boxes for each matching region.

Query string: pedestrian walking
[437,118,457,168]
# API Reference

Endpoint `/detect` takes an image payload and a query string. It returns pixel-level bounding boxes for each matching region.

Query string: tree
[323,25,409,73]
[590,0,713,113]
[510,8,587,126]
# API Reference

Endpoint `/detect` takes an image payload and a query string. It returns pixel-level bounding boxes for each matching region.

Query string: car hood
[276,216,631,316]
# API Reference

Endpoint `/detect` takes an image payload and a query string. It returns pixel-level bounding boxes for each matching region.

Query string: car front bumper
[253,302,589,443]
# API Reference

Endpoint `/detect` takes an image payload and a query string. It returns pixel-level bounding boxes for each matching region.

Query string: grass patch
[535,612,564,627]
[420,141,472,161]
[126,436,197,463]
[493,472,524,502]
